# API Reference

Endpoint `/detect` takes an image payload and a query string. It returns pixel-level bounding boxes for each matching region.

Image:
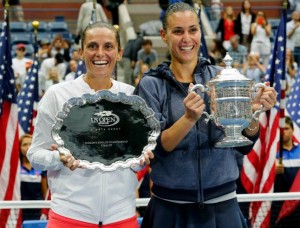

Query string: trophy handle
[253,82,266,92]
[251,83,266,121]
[188,84,215,122]
[252,105,263,121]
[189,84,209,93]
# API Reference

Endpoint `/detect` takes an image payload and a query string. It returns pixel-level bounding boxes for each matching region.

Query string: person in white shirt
[234,0,256,50]
[289,0,300,12]
[64,60,78,81]
[44,67,62,92]
[250,11,272,67]
[12,43,33,92]
[76,0,108,44]
[287,11,300,66]
[38,53,66,96]
[27,21,154,227]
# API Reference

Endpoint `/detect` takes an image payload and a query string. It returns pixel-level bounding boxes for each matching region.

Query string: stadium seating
[11,33,31,45]
[10,21,27,33]
[8,20,73,47]
[27,21,49,33]
[51,32,73,41]
[22,220,47,228]
[54,16,65,22]
[48,21,68,33]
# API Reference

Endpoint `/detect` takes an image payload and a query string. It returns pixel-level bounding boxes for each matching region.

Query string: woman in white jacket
[27,21,153,228]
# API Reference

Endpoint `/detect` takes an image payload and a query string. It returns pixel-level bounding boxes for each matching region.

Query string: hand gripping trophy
[190,53,265,147]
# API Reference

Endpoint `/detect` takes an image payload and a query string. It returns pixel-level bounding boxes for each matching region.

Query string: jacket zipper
[196,121,204,204]
[98,173,105,225]
[171,77,204,204]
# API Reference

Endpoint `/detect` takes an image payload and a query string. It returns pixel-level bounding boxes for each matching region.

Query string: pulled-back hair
[162,2,198,31]
[81,21,121,51]
[19,134,32,161]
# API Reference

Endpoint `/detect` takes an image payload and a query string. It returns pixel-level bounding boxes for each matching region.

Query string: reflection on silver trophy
[51,90,160,171]
[190,53,265,147]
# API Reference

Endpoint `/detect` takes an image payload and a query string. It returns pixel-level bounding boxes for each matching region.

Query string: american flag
[75,59,86,79]
[276,68,300,223]
[0,9,22,228]
[240,9,287,228]
[277,168,300,223]
[17,44,40,135]
[286,68,300,142]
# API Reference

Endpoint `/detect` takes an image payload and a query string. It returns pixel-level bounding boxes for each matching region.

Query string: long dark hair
[241,0,252,13]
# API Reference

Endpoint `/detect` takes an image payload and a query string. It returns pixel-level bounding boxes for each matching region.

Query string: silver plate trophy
[51,90,160,171]
[190,53,265,147]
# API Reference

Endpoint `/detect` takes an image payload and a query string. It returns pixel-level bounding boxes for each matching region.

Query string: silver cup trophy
[190,53,265,147]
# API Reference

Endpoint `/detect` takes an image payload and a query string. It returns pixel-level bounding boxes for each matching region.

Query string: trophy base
[215,135,253,148]
[215,125,253,148]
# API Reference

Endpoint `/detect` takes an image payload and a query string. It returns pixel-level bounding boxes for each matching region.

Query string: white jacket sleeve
[27,88,64,171]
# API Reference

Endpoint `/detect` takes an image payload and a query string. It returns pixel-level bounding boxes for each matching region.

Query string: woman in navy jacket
[136,2,277,228]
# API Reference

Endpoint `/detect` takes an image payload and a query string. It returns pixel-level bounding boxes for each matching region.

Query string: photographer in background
[250,11,272,67]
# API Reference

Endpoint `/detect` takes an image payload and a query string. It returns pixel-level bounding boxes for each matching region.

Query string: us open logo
[91,111,120,127]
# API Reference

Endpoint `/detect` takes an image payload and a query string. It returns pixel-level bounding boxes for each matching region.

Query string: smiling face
[80,26,123,79]
[161,10,200,65]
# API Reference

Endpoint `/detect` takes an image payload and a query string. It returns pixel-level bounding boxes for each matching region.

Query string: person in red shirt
[216,6,236,50]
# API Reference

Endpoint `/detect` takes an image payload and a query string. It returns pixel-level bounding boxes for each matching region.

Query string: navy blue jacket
[135,58,258,203]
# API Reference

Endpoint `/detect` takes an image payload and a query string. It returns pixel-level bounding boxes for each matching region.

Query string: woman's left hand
[252,82,277,112]
[140,150,154,165]
[130,150,154,172]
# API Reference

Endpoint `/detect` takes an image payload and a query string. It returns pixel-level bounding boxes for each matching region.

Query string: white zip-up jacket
[27,76,138,224]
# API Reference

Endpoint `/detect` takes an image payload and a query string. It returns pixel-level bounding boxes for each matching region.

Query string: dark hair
[162,2,198,31]
[81,21,121,51]
[55,53,64,64]
[241,0,252,13]
[285,116,294,130]
[142,39,153,46]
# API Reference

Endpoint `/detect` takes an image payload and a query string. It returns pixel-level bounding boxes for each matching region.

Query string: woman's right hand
[60,154,80,171]
[50,144,80,171]
[184,86,205,122]
[275,161,284,175]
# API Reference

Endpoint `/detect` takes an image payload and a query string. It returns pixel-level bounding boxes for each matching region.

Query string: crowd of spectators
[9,0,300,225]
[208,0,300,95]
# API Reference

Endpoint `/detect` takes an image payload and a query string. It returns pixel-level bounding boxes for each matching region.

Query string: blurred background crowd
[1,0,300,227]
